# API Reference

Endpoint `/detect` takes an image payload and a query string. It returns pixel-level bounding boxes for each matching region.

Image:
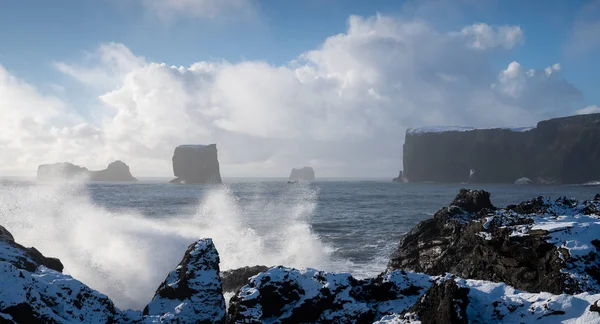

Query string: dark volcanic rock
[408,279,470,324]
[0,225,63,273]
[388,189,600,295]
[144,238,226,323]
[288,166,315,181]
[403,113,600,184]
[227,266,432,323]
[0,225,121,323]
[221,265,269,293]
[36,161,136,182]
[89,160,136,181]
[171,144,222,184]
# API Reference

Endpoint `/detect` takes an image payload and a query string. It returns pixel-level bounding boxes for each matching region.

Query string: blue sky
[0,0,599,176]
[0,0,597,105]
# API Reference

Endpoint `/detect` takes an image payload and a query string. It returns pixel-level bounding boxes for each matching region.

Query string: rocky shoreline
[2,189,600,323]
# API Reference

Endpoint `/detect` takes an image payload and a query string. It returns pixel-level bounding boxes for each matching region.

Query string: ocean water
[1,178,599,310]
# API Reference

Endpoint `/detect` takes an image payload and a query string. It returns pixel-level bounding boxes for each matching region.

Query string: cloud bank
[0,15,589,177]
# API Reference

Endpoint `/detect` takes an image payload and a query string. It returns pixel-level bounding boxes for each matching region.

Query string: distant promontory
[170,144,222,184]
[37,160,137,182]
[402,113,600,184]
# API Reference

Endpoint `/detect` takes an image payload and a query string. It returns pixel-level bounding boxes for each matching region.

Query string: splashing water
[0,180,332,310]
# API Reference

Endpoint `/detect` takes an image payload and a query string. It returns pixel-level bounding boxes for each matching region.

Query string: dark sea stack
[388,189,600,295]
[171,144,222,184]
[221,265,269,293]
[36,162,88,181]
[288,166,315,181]
[89,160,137,182]
[144,238,226,322]
[403,113,600,184]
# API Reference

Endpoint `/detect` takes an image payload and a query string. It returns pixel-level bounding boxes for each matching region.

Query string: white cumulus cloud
[0,15,589,177]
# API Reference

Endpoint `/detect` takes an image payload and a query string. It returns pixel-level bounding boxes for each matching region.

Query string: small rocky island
[2,189,599,322]
[403,113,600,184]
[288,166,315,181]
[37,160,136,182]
[170,144,222,184]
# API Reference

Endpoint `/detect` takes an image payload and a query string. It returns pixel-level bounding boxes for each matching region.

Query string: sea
[1,178,599,310]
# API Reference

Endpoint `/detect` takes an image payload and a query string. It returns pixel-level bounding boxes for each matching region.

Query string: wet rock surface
[389,189,600,295]
[221,265,269,293]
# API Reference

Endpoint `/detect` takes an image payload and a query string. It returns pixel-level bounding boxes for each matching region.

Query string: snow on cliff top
[406,126,535,135]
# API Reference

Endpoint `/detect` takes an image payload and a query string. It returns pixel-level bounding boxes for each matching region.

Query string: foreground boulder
[143,238,226,323]
[170,144,222,184]
[288,166,315,181]
[36,161,137,182]
[388,189,600,295]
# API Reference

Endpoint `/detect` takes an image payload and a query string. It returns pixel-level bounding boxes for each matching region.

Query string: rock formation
[36,162,88,182]
[288,166,315,181]
[170,144,222,184]
[388,189,600,295]
[36,161,136,182]
[143,239,226,323]
[392,171,405,182]
[89,161,136,182]
[403,113,600,184]
[220,265,269,293]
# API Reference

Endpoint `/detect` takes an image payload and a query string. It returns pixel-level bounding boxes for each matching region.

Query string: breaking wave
[0,180,332,310]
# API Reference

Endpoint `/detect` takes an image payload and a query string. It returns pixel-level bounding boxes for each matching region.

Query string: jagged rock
[36,161,136,182]
[403,113,600,184]
[0,225,121,323]
[227,266,432,323]
[89,160,137,181]
[388,189,600,295]
[0,225,63,273]
[288,167,315,181]
[143,238,226,323]
[170,144,222,184]
[221,265,269,293]
[408,279,469,324]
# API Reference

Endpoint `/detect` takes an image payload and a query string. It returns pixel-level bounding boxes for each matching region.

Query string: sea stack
[289,166,315,181]
[170,144,222,184]
[37,161,136,182]
[89,160,136,181]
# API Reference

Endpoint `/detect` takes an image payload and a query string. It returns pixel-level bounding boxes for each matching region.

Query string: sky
[0,0,599,178]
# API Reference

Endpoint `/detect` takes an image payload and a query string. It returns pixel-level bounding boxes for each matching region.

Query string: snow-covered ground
[406,125,535,135]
